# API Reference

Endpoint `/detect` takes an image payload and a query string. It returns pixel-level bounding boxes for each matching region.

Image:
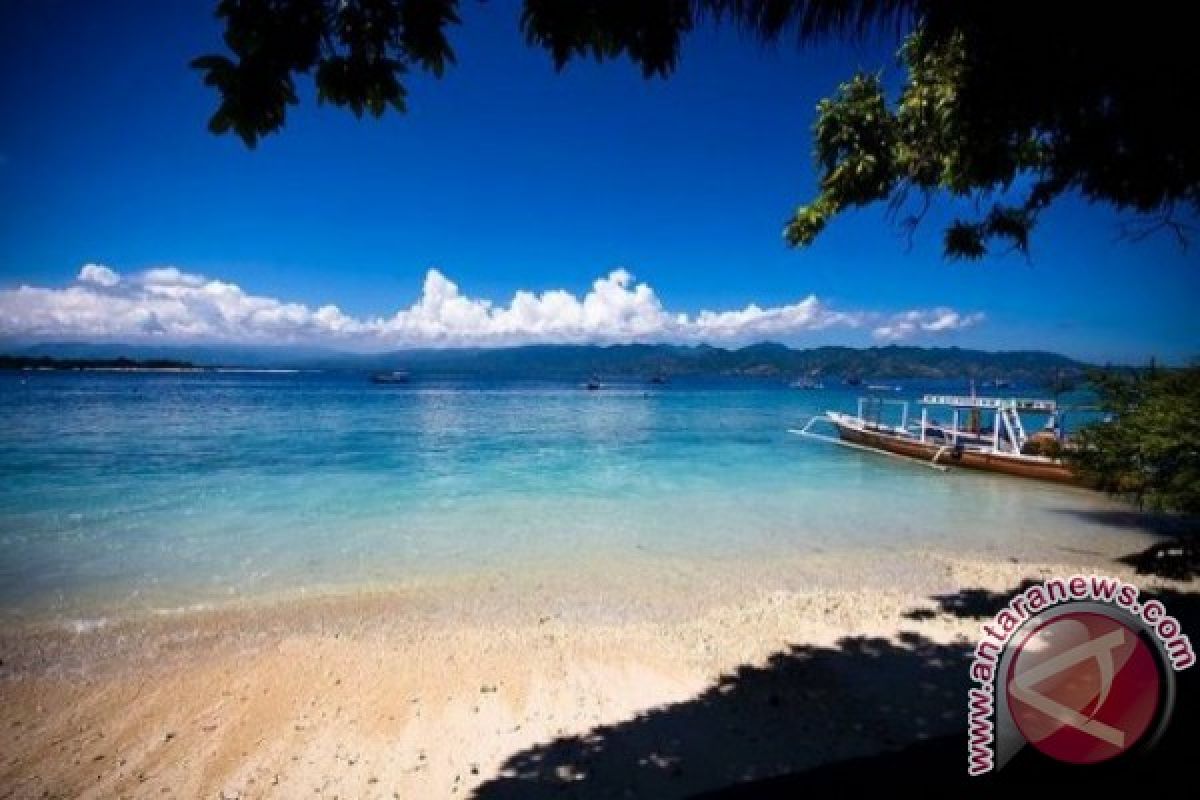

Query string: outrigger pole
[788,416,950,472]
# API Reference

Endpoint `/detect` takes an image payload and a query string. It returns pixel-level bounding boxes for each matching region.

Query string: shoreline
[2,532,1161,638]
[2,547,1190,798]
[0,510,1165,632]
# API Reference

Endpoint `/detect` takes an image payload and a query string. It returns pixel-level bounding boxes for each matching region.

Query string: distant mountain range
[3,341,1088,383]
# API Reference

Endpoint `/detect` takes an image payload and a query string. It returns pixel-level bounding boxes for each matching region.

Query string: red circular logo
[1006,611,1161,764]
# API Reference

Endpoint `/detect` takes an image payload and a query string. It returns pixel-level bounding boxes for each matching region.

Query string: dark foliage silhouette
[195,1,1199,258]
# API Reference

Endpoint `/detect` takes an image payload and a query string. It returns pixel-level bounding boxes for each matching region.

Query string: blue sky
[0,0,1196,362]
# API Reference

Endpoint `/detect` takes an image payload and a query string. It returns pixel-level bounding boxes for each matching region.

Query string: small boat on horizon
[866,383,902,392]
[370,370,410,385]
[790,377,824,390]
[584,376,603,390]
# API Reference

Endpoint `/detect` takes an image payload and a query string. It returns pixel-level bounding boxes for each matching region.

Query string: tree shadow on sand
[902,580,1041,621]
[1117,540,1200,582]
[474,585,1200,798]
[1052,506,1200,581]
[473,632,971,799]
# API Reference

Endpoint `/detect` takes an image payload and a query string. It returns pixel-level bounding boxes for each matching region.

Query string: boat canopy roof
[920,394,1056,412]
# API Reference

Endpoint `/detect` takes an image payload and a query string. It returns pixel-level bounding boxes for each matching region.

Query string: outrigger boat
[792,394,1077,484]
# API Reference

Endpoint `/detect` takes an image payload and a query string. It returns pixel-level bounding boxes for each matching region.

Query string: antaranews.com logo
[966,575,1195,775]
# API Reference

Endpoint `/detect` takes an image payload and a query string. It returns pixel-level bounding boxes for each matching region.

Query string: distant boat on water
[790,377,824,390]
[648,373,668,385]
[584,377,603,390]
[866,383,901,392]
[370,370,410,385]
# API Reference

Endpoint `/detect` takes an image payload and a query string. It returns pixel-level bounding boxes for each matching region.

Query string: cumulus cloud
[872,309,987,341]
[78,263,120,287]
[0,264,984,348]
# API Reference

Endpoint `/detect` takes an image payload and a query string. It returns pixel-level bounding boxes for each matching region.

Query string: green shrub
[1068,366,1200,513]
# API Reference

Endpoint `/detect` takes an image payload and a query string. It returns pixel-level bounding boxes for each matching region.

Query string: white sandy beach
[2,546,1190,799]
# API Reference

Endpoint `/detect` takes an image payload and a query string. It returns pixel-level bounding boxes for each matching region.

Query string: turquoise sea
[0,371,1145,623]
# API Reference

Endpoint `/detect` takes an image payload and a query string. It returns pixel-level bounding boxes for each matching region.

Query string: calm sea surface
[0,371,1145,622]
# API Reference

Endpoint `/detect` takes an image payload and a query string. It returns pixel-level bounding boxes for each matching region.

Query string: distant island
[0,355,196,371]
[380,343,1087,384]
[2,342,1091,384]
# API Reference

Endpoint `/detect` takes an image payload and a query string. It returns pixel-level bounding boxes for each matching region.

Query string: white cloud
[78,264,120,287]
[375,269,674,344]
[0,263,984,348]
[872,309,986,341]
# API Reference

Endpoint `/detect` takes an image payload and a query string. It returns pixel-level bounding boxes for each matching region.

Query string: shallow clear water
[0,371,1146,621]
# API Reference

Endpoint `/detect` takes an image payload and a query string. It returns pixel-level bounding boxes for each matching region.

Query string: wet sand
[0,548,1190,799]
